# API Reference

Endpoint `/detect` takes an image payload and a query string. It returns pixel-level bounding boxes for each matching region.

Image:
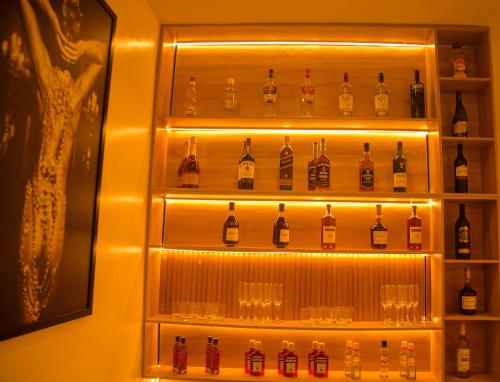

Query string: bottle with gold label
[360,143,374,191]
[455,204,471,259]
[393,141,407,192]
[459,268,477,315]
[182,136,200,188]
[273,203,290,248]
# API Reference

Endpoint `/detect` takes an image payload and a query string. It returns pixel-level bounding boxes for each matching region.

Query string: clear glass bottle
[184,76,197,116]
[344,340,353,378]
[339,72,353,116]
[452,42,467,78]
[350,342,361,380]
[374,72,389,117]
[456,323,471,378]
[263,68,278,116]
[321,204,336,250]
[380,340,389,378]
[406,342,416,380]
[300,68,315,117]
[279,136,293,191]
[224,77,238,115]
[393,141,407,192]
[400,340,408,378]
[359,142,374,191]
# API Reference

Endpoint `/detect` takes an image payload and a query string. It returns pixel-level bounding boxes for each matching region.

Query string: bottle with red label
[250,341,265,376]
[210,338,220,375]
[308,341,319,374]
[177,337,188,374]
[283,342,298,377]
[314,342,329,378]
[278,340,289,375]
[407,206,422,250]
[245,339,255,374]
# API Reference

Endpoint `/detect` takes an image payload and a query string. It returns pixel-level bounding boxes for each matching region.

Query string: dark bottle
[273,203,290,248]
[210,338,220,375]
[393,141,407,192]
[182,136,200,188]
[222,202,239,247]
[455,204,471,259]
[407,206,422,251]
[370,204,388,249]
[459,268,477,315]
[279,136,293,190]
[172,335,181,373]
[316,138,330,191]
[359,142,374,191]
[205,336,213,374]
[453,91,468,137]
[177,337,188,374]
[454,144,468,193]
[410,70,425,118]
[308,142,318,191]
[238,137,255,190]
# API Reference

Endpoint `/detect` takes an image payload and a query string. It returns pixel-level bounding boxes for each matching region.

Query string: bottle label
[456,165,468,178]
[315,359,327,373]
[240,161,255,179]
[308,163,316,190]
[409,227,422,244]
[339,94,353,113]
[458,248,471,254]
[361,168,374,189]
[251,360,263,373]
[373,231,388,245]
[407,357,415,367]
[454,58,467,77]
[393,172,407,188]
[225,228,239,242]
[454,121,468,135]
[285,358,297,373]
[323,226,336,244]
[457,349,470,372]
[280,229,290,244]
[316,162,330,189]
[302,84,315,96]
[280,149,293,184]
[375,94,389,113]
[458,227,470,243]
[462,296,477,310]
[182,173,199,187]
[380,355,389,369]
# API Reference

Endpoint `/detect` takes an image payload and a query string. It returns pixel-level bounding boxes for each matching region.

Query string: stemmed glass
[272,283,284,322]
[262,283,272,322]
[380,285,391,326]
[238,282,249,321]
[409,284,420,325]
[396,285,408,327]
[249,283,260,321]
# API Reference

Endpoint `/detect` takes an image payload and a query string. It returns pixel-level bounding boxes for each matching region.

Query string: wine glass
[386,285,397,326]
[238,282,249,321]
[262,283,272,323]
[396,285,408,327]
[380,285,390,326]
[410,284,420,324]
[272,283,284,322]
[249,283,260,321]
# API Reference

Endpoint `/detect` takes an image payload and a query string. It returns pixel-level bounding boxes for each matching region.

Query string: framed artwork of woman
[0,0,115,340]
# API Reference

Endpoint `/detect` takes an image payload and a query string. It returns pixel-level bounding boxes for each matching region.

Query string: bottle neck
[320,141,326,155]
[190,142,197,157]
[459,205,466,219]
[457,145,463,157]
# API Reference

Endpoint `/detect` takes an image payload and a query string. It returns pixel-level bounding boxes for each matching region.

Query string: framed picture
[0,0,115,340]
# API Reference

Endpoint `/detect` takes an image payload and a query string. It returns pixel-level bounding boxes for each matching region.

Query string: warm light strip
[173,41,426,48]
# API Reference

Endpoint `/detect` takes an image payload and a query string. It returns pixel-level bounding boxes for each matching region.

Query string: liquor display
[452,42,467,78]
[273,203,290,248]
[459,268,477,315]
[222,202,239,247]
[308,141,318,191]
[263,68,278,115]
[454,144,468,193]
[314,342,328,378]
[283,342,298,377]
[308,341,319,375]
[380,340,389,378]
[410,70,425,118]
[177,140,190,187]
[453,91,468,137]
[315,138,330,191]
[455,204,471,259]
[300,68,315,116]
[224,77,238,115]
[456,323,471,378]
[374,72,389,117]
[238,137,255,189]
[359,142,374,191]
[184,76,197,116]
[400,341,408,378]
[279,136,293,190]
[370,204,388,249]
[321,204,336,249]
[393,141,407,192]
[181,136,200,188]
[339,72,354,116]
[407,206,422,250]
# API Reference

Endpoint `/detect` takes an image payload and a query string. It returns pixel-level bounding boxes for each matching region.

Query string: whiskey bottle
[283,342,298,377]
[410,70,425,118]
[339,72,353,116]
[308,341,319,375]
[308,141,318,191]
[453,91,468,137]
[380,340,389,379]
[178,337,188,374]
[371,204,388,249]
[455,204,471,259]
[456,323,471,378]
[459,268,477,315]
[238,137,255,190]
[263,68,278,116]
[360,142,374,191]
[407,206,423,250]
[210,338,220,375]
[279,136,293,191]
[350,342,361,380]
[224,77,238,115]
[400,341,408,378]
[250,341,265,376]
[321,204,336,250]
[375,72,389,117]
[245,340,255,374]
[177,139,190,188]
[173,335,181,373]
[301,68,315,117]
[278,340,288,375]
[406,343,416,380]
[393,141,407,192]
[455,144,468,193]
[344,341,353,378]
[184,76,197,116]
[182,136,200,188]
[316,138,330,191]
[205,336,213,374]
[452,42,467,78]
[314,342,328,378]
[273,203,290,248]
[222,202,239,247]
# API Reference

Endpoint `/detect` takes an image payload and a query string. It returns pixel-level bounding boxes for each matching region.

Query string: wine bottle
[455,204,471,259]
[455,144,468,193]
[279,136,293,191]
[222,202,239,247]
[273,203,290,248]
[453,91,468,137]
[316,138,330,191]
[393,141,407,192]
[238,137,255,190]
[456,323,471,378]
[407,206,423,250]
[459,268,477,315]
[177,139,190,188]
[308,142,318,191]
[182,136,200,188]
[410,70,425,118]
[360,142,374,191]
[339,72,353,116]
[375,72,389,117]
[321,204,336,250]
[371,204,388,249]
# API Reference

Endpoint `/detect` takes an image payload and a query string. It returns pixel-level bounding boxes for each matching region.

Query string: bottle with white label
[375,72,389,116]
[370,204,388,249]
[380,340,389,378]
[344,340,353,378]
[238,137,255,190]
[273,203,290,248]
[454,144,468,193]
[393,141,407,192]
[339,72,353,116]
[350,342,361,380]
[406,343,416,380]
[400,341,408,378]
[452,42,467,78]
[456,323,471,378]
[453,91,468,137]
[321,204,336,249]
[459,268,477,315]
[222,202,239,247]
[407,206,422,250]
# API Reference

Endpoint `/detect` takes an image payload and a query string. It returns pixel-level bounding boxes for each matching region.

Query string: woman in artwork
[17,0,106,323]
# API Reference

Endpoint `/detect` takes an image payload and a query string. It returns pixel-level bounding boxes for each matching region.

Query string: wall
[0,0,159,381]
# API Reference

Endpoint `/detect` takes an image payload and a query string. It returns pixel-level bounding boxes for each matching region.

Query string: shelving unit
[144,24,499,381]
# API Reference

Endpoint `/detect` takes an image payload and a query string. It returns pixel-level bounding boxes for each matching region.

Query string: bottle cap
[249,339,255,348]
[376,204,382,217]
[346,340,353,348]
[190,136,196,144]
[312,341,319,349]
[175,335,181,342]
[208,336,213,343]
[319,342,325,351]
[412,205,417,214]
[353,342,360,350]
[401,340,408,348]
[408,343,415,351]
[364,142,370,152]
[305,68,310,77]
[227,77,235,87]
[344,72,349,82]
[381,340,388,348]
[398,141,403,149]
[326,204,331,213]
[229,201,235,210]
[190,76,195,82]
[269,68,274,77]
[213,338,219,345]
[246,137,251,145]
[414,69,420,82]
[288,342,295,351]
[180,337,186,344]
[284,135,290,144]
[282,340,288,349]
[255,341,262,350]
[279,203,285,212]
[378,72,384,82]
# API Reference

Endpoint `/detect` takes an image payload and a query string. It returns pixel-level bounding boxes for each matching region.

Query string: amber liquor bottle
[316,138,330,191]
[177,139,190,187]
[321,204,336,249]
[273,203,290,248]
[222,202,239,247]
[459,268,477,315]
[407,206,422,250]
[393,141,407,192]
[455,144,468,193]
[283,342,298,377]
[182,136,200,188]
[279,136,293,190]
[360,142,374,191]
[308,141,318,191]
[370,204,388,249]
[455,204,471,259]
[238,137,255,190]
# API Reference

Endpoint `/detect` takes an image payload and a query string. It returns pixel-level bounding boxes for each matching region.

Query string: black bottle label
[361,168,374,189]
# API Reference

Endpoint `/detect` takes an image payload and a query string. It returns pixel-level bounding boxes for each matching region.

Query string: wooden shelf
[446,374,499,382]
[445,313,500,321]
[439,193,499,201]
[444,259,499,264]
[441,136,495,147]
[439,77,491,91]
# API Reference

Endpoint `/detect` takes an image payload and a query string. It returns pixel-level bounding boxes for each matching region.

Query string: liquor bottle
[224,77,238,115]
[316,138,330,191]
[177,140,190,187]
[283,342,298,378]
[380,340,389,378]
[407,343,416,380]
[371,204,388,249]
[237,140,246,189]
[182,136,200,188]
[308,341,319,375]
[314,342,329,378]
[178,337,187,374]
[263,68,278,116]
[351,342,361,380]
[210,338,220,375]
[452,42,467,78]
[278,340,288,375]
[344,340,353,378]
[455,204,471,259]
[308,141,318,191]
[359,142,374,191]
[172,335,181,373]
[273,203,290,248]
[454,144,468,193]
[238,137,255,190]
[184,76,197,116]
[205,336,213,374]
[400,341,408,378]
[245,340,255,374]
[459,268,477,315]
[321,204,336,250]
[300,68,315,117]
[222,202,239,247]
[393,141,407,192]
[250,341,265,376]
[410,70,425,118]
[279,136,293,191]
[453,91,468,137]
[375,72,389,117]
[407,206,423,250]
[339,72,353,116]
[456,323,471,378]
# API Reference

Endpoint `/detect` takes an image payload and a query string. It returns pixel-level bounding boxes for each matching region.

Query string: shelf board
[147,315,441,331]
[439,193,499,201]
[439,77,491,91]
[441,136,495,147]
[444,259,499,264]
[445,313,500,321]
[446,373,499,382]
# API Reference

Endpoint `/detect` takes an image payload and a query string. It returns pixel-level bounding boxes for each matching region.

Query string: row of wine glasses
[238,282,284,323]
[380,284,420,327]
[171,301,226,321]
[300,305,354,327]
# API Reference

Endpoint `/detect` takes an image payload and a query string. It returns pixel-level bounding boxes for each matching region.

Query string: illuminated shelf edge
[445,313,500,321]
[444,259,499,264]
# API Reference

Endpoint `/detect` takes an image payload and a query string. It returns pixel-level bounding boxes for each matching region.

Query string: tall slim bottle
[380,340,389,378]
[177,337,187,374]
[316,138,330,191]
[344,341,353,378]
[184,76,197,116]
[400,341,408,378]
[375,72,389,116]
[455,204,471,259]
[177,140,190,187]
[182,136,200,188]
[407,206,423,250]
[393,141,407,192]
[321,204,336,250]
[238,137,255,190]
[205,336,213,374]
[410,69,425,118]
[301,68,315,117]
[172,335,181,373]
[359,142,374,191]
[273,203,290,248]
[456,323,471,378]
[339,72,353,116]
[279,136,293,190]
[210,338,220,375]
[453,91,468,137]
[455,144,468,193]
[308,142,318,191]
